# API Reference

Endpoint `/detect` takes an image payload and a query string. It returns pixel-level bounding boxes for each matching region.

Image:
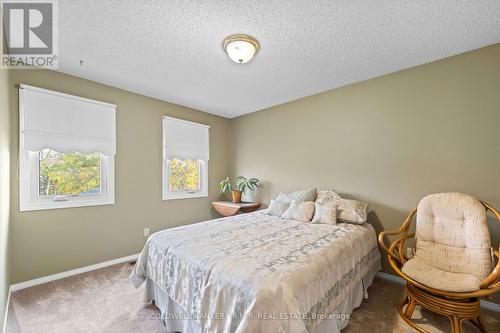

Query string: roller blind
[19,84,117,156]
[163,117,209,161]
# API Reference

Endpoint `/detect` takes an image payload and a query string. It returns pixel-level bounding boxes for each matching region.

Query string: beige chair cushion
[402,258,482,292]
[411,192,491,292]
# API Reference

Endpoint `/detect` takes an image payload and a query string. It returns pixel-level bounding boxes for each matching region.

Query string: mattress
[131,212,381,333]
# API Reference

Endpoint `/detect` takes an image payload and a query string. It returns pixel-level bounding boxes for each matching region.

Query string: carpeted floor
[6,263,500,333]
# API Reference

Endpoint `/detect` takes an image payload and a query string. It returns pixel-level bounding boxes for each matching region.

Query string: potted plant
[219,176,260,203]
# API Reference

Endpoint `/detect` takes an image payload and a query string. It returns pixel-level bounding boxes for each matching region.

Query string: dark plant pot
[231,190,242,203]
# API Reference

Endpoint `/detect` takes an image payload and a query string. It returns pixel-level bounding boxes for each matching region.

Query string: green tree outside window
[39,149,101,196]
[168,159,200,192]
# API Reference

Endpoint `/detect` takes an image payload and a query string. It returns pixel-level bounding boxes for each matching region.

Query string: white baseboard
[2,286,11,333]
[10,253,139,292]
[376,272,500,313]
[376,271,405,284]
[479,298,500,312]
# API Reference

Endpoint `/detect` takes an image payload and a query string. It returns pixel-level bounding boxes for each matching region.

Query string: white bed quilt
[131,213,380,333]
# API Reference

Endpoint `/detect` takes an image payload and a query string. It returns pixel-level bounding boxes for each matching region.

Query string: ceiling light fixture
[223,34,260,64]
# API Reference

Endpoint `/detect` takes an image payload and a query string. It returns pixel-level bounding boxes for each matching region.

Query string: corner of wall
[227,118,236,180]
[0,66,12,332]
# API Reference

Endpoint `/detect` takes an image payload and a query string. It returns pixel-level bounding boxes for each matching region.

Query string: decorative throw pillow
[275,188,317,203]
[311,201,337,225]
[281,200,315,222]
[315,189,341,203]
[266,199,291,217]
[334,198,368,224]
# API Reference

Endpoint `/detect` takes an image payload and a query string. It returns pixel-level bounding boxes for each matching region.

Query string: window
[167,159,201,192]
[162,117,209,200]
[38,149,101,197]
[19,84,116,211]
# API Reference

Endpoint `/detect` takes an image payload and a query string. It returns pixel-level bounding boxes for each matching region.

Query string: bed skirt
[144,261,380,333]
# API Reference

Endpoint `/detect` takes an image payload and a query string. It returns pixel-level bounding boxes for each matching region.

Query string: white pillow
[315,190,341,203]
[275,188,317,203]
[335,198,368,224]
[311,201,337,225]
[281,201,315,222]
[266,199,291,217]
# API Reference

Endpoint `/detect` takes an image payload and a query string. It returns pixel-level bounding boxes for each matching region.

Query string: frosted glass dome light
[223,34,260,64]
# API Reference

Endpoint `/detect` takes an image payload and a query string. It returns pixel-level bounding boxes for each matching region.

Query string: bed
[130,211,381,333]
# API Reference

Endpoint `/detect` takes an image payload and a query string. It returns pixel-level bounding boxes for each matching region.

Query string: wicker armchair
[378,193,500,333]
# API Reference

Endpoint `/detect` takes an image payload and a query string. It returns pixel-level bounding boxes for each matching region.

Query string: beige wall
[0,67,11,331]
[8,69,231,283]
[5,44,500,306]
[231,44,500,292]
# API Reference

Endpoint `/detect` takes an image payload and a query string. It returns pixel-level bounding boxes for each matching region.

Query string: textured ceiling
[57,1,500,118]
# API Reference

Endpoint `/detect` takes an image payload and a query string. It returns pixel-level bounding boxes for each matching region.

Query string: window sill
[162,193,208,201]
[20,199,115,212]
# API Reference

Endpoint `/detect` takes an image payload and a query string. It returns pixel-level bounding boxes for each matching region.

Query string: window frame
[18,84,116,212]
[162,158,208,200]
[19,149,115,211]
[162,117,209,201]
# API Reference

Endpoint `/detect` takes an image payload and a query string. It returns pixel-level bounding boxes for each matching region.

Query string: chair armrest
[479,202,500,289]
[480,247,500,289]
[378,229,404,254]
[378,230,402,262]
[481,201,500,220]
[378,208,417,263]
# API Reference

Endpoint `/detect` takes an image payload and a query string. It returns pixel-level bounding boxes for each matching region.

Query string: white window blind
[162,117,209,161]
[19,84,116,156]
